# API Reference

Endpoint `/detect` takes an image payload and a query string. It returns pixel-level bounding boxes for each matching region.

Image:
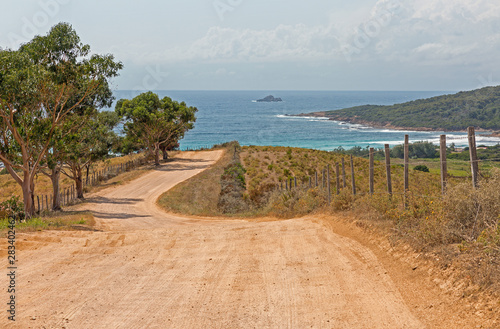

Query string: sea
[107,90,500,151]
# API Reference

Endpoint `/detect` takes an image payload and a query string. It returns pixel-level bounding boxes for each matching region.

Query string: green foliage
[115,91,197,164]
[0,22,122,215]
[218,142,249,214]
[392,141,439,159]
[0,196,25,220]
[321,86,500,130]
[413,165,430,172]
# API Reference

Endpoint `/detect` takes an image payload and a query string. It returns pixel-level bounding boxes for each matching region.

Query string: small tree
[63,111,120,199]
[116,92,197,166]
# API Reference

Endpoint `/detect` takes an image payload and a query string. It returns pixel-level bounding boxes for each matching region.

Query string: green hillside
[317,86,500,131]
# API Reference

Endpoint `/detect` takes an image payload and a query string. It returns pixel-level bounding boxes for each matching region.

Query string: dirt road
[0,151,488,328]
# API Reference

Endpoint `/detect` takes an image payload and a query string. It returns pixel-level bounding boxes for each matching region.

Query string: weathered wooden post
[285,180,288,190]
[309,176,312,188]
[369,148,374,195]
[350,155,356,195]
[37,196,40,213]
[335,162,340,195]
[315,171,318,187]
[327,165,331,204]
[341,158,346,188]
[468,127,479,188]
[294,177,297,188]
[404,135,409,207]
[45,195,49,211]
[440,134,447,194]
[384,144,392,196]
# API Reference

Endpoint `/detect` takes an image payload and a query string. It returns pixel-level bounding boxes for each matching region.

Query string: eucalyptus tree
[0,23,122,216]
[63,110,120,199]
[115,92,197,166]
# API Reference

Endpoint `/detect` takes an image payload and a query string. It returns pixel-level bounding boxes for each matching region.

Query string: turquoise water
[109,90,500,150]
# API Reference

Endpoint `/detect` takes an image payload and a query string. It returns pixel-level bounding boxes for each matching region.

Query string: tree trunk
[154,143,160,166]
[22,172,35,218]
[50,167,62,211]
[161,145,168,160]
[86,165,90,186]
[76,169,84,199]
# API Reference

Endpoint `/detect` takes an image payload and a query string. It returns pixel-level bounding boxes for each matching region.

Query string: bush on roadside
[0,196,25,221]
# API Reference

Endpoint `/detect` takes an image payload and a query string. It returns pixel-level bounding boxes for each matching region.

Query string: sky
[1,0,500,91]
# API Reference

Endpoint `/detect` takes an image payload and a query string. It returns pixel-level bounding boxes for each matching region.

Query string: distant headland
[291,85,500,133]
[257,95,282,102]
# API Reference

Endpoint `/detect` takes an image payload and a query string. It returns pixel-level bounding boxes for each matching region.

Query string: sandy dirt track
[1,150,481,328]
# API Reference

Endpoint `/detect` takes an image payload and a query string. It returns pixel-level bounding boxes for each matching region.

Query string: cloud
[140,0,500,70]
[160,24,342,63]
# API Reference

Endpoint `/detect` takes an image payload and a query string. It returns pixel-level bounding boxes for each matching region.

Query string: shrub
[413,165,430,172]
[0,196,25,221]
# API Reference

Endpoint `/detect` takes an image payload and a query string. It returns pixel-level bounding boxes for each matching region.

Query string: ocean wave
[276,115,330,121]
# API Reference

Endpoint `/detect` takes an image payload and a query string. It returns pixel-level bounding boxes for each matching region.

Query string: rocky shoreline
[294,112,500,135]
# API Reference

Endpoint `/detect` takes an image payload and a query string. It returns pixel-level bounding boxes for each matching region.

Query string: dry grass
[0,211,95,233]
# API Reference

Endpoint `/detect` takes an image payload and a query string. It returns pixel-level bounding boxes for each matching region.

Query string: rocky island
[257,95,282,102]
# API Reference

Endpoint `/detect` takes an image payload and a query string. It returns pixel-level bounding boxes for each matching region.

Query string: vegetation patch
[313,85,500,131]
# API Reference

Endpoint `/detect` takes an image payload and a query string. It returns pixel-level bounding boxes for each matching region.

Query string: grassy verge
[0,211,95,233]
[157,145,232,216]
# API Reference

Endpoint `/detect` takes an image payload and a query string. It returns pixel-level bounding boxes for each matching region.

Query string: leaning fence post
[384,144,392,196]
[468,126,479,188]
[440,134,447,195]
[369,148,374,195]
[350,155,356,195]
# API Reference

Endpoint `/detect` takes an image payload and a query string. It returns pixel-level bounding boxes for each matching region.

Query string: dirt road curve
[3,151,435,328]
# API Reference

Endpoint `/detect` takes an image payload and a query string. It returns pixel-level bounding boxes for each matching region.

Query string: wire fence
[274,127,497,206]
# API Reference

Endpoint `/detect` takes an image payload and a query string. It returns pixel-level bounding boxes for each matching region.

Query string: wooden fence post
[350,155,356,195]
[384,144,392,196]
[309,176,312,188]
[404,135,409,192]
[369,148,374,195]
[315,171,318,187]
[45,195,49,211]
[37,195,40,213]
[327,165,331,205]
[468,127,479,188]
[341,158,346,188]
[294,177,297,188]
[285,180,288,190]
[440,135,447,194]
[404,135,409,207]
[49,194,53,210]
[335,162,340,195]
